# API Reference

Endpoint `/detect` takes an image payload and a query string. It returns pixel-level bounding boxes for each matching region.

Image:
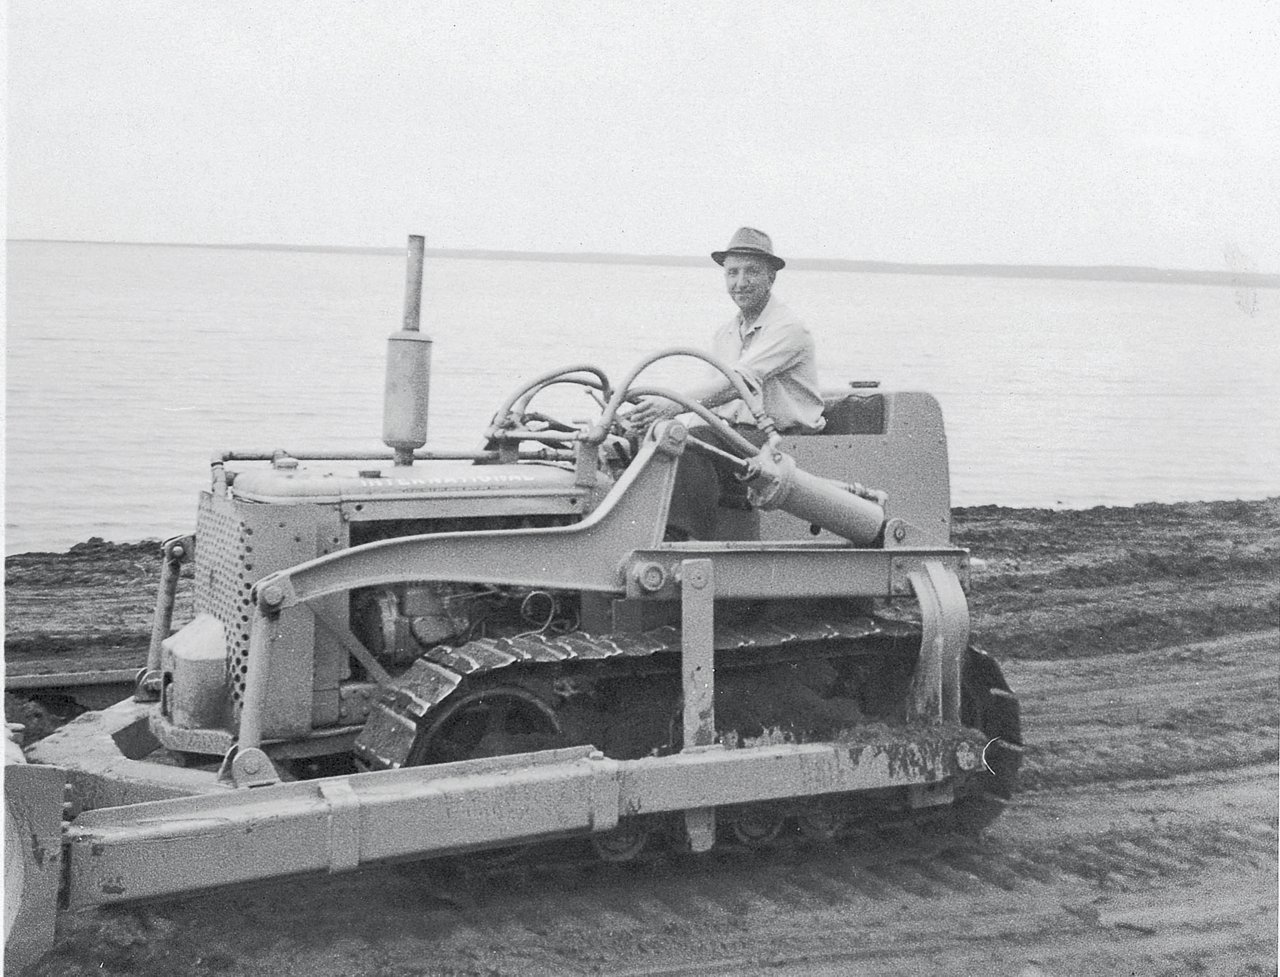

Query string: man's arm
[628,315,805,427]
[724,318,807,392]
[627,375,737,426]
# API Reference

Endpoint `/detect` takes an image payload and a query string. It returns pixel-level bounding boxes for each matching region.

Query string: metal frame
[61,722,984,909]
[680,558,717,851]
[139,534,195,699]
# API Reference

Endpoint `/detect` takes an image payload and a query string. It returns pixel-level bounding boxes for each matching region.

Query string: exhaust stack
[382,234,433,466]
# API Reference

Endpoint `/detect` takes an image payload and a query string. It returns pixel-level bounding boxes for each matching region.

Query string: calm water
[5,241,1279,555]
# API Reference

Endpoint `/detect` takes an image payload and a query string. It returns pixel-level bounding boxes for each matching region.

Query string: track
[355,609,913,769]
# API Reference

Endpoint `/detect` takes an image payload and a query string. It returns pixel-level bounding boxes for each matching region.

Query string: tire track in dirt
[423,767,1276,977]
[1008,630,1279,794]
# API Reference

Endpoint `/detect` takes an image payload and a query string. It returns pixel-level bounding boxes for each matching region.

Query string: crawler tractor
[5,237,1022,971]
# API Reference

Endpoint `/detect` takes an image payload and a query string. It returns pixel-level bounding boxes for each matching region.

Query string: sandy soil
[5,499,1279,976]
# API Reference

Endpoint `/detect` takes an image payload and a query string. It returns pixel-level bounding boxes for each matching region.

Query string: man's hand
[626,395,684,429]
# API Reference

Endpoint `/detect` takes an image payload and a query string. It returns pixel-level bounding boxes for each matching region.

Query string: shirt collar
[737,293,777,339]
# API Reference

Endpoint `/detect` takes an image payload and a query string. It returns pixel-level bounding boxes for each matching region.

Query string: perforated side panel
[194,492,256,706]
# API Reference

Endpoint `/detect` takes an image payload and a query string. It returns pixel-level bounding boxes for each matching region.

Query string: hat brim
[712,248,785,271]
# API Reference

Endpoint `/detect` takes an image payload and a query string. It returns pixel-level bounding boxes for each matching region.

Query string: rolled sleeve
[729,319,807,388]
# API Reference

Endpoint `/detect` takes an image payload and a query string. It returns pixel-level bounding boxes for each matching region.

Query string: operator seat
[818,392,886,436]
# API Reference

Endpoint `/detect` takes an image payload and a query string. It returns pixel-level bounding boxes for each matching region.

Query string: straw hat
[711,227,786,270]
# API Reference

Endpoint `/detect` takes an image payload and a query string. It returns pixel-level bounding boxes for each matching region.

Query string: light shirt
[709,294,825,433]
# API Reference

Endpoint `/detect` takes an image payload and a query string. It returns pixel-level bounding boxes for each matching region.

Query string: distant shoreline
[7,496,1279,558]
[10,238,1279,288]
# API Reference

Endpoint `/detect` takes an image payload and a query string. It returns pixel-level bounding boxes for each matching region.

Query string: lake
[5,240,1278,555]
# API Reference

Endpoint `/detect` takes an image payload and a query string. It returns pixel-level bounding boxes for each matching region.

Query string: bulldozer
[4,236,1022,971]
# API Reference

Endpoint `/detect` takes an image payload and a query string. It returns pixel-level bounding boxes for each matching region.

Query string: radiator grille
[194,493,256,706]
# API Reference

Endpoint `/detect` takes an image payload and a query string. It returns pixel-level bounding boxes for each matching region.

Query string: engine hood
[228,460,583,505]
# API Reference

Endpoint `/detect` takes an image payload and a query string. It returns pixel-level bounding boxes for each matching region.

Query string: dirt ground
[5,499,1279,976]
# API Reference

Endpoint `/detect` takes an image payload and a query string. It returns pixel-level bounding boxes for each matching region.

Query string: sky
[6,1,1279,272]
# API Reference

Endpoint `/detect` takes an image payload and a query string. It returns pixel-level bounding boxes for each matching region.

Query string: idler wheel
[408,686,562,765]
[591,819,651,862]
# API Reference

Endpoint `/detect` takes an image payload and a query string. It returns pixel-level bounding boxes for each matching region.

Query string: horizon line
[8,237,1278,288]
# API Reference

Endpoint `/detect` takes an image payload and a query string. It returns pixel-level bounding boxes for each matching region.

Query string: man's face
[723,255,774,315]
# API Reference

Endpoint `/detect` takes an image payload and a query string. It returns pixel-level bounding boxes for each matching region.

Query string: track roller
[725,805,787,847]
[591,818,653,862]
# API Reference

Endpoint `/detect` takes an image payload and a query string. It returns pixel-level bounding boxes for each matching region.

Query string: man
[629,227,825,538]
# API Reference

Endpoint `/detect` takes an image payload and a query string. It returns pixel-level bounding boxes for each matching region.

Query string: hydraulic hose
[597,348,771,438]
[625,384,761,458]
[487,365,613,439]
[511,376,608,417]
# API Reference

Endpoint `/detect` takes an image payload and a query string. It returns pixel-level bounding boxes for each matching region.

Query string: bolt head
[260,584,284,607]
[893,524,908,542]
[241,755,261,775]
[955,742,980,771]
[635,562,667,593]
